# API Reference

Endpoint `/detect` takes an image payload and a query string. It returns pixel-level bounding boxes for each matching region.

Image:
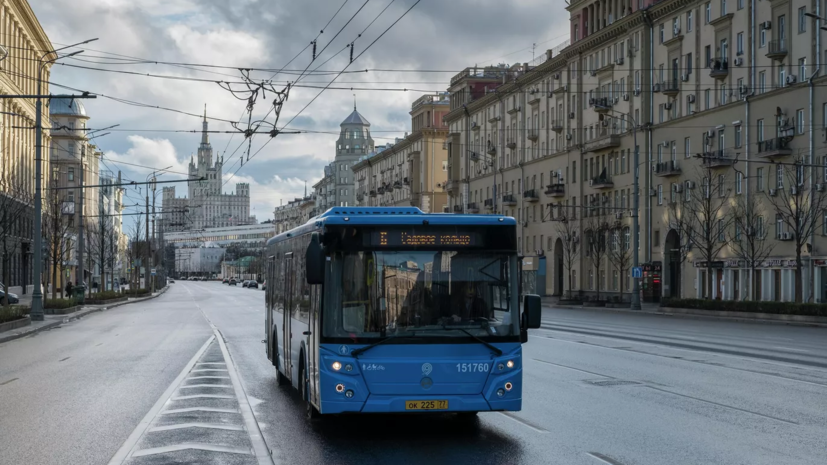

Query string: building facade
[273,195,316,235]
[441,0,827,302]
[165,223,276,249]
[352,93,451,212]
[163,109,254,232]
[313,105,375,210]
[0,0,53,296]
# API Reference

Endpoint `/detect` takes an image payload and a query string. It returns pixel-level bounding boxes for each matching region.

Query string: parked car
[248,281,259,289]
[229,278,237,286]
[0,283,19,304]
[167,278,175,284]
[222,278,229,284]
[241,280,249,288]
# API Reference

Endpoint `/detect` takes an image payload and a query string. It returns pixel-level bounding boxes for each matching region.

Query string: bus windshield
[323,251,519,340]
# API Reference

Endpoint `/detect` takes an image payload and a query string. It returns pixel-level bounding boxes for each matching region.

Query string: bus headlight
[345,364,353,372]
[504,382,513,391]
[496,388,505,397]
[345,390,354,398]
[332,361,342,371]
[335,383,345,393]
[497,363,504,371]
[506,360,514,369]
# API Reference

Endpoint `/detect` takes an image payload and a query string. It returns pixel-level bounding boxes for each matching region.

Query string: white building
[165,223,275,249]
[163,107,254,232]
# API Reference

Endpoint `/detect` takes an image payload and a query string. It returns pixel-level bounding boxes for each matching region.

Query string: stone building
[352,93,450,212]
[162,109,254,232]
[0,0,53,297]
[442,0,827,303]
[273,195,316,235]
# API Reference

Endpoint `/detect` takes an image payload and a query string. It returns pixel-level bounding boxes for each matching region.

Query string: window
[776,214,784,238]
[737,32,744,55]
[800,58,807,80]
[721,0,727,15]
[718,221,725,242]
[760,28,766,48]
[797,109,805,134]
[670,183,677,203]
[705,89,711,110]
[736,171,742,194]
[718,174,725,197]
[757,216,765,239]
[735,223,742,241]
[68,168,74,181]
[673,17,680,36]
[759,71,766,93]
[659,23,665,43]
[685,137,691,159]
[797,163,805,186]
[705,2,711,23]
[757,119,764,142]
[686,52,693,75]
[799,7,806,33]
[776,165,784,189]
[757,167,765,191]
[737,0,743,10]
[657,184,663,205]
[735,125,742,148]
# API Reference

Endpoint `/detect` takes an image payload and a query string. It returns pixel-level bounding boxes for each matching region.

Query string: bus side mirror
[306,232,325,285]
[522,294,542,329]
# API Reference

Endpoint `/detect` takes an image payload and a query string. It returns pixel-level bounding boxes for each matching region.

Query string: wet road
[1,281,825,465]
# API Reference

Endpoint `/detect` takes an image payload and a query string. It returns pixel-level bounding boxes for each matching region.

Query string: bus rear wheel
[276,367,289,386]
[300,362,320,420]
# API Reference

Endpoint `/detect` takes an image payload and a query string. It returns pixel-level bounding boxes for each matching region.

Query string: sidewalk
[0,286,170,345]
[541,296,827,327]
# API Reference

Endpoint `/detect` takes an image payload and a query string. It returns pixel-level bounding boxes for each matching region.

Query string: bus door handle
[302,331,312,336]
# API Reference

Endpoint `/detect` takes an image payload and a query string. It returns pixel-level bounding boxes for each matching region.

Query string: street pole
[631,124,642,310]
[78,146,85,292]
[29,40,98,321]
[151,184,156,293]
[145,188,150,291]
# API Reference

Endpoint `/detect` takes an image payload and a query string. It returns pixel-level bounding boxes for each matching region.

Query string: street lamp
[31,38,98,321]
[595,105,643,310]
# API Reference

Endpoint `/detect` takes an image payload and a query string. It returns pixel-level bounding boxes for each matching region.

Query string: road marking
[186,375,231,380]
[191,368,229,372]
[131,443,252,457]
[642,385,799,425]
[774,346,811,353]
[107,335,215,465]
[588,452,627,465]
[196,362,226,365]
[0,377,18,386]
[172,394,235,400]
[59,357,70,362]
[178,384,233,389]
[148,423,245,432]
[160,407,238,414]
[533,358,617,379]
[497,411,548,433]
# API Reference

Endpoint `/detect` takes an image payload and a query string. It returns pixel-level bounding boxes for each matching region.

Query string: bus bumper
[322,395,521,414]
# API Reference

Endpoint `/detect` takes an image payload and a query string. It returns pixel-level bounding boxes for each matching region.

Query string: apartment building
[352,93,450,212]
[443,0,827,302]
[273,195,316,235]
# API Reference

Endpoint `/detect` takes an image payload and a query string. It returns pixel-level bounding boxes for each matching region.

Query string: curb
[544,303,827,327]
[0,286,170,345]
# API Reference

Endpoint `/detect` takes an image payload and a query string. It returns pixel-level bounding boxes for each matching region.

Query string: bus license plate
[405,400,448,410]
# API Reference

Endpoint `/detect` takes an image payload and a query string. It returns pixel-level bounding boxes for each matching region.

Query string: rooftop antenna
[353,93,356,110]
[532,43,536,63]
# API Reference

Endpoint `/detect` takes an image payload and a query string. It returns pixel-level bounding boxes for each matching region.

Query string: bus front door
[283,253,294,382]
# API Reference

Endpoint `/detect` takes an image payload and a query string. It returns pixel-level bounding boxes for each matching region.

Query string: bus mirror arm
[522,294,542,330]
[306,232,325,285]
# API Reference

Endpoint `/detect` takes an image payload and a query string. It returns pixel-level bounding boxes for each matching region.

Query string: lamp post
[31,38,98,321]
[595,105,642,310]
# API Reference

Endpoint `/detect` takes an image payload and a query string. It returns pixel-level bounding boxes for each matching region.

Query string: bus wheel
[276,366,289,386]
[457,411,479,419]
[301,362,320,420]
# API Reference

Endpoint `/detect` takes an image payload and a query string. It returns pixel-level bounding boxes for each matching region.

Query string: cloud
[104,135,188,179]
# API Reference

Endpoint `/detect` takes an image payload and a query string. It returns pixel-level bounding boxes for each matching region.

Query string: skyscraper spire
[201,104,209,145]
[353,93,356,111]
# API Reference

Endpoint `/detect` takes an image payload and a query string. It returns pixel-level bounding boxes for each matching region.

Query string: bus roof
[267,207,516,245]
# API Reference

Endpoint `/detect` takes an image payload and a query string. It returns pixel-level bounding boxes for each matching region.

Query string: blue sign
[632,267,643,278]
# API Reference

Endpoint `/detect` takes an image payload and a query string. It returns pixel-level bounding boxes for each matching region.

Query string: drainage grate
[584,379,641,387]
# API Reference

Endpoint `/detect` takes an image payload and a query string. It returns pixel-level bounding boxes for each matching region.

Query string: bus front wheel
[300,361,320,420]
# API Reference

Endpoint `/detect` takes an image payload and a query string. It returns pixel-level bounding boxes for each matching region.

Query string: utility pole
[145,187,150,291]
[78,146,85,292]
[151,179,157,293]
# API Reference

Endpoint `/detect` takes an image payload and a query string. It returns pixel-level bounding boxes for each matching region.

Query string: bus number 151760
[456,363,490,373]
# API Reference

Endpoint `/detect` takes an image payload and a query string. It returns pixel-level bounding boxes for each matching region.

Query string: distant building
[273,196,316,235]
[162,107,254,233]
[165,223,275,249]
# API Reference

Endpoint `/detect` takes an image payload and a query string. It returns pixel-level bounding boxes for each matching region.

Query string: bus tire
[457,411,479,418]
[273,334,289,386]
[300,359,320,420]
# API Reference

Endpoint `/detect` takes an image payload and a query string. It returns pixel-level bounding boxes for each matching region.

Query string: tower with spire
[323,102,373,208]
[164,104,253,232]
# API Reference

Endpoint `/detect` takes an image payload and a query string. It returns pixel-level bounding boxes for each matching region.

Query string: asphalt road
[1,281,825,465]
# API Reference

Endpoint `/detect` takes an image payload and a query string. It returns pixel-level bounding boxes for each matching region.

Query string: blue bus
[264,207,541,418]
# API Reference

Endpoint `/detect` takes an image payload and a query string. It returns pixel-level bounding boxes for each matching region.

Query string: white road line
[160,407,238,414]
[106,335,215,465]
[148,423,245,433]
[186,376,231,380]
[131,443,252,457]
[171,394,235,400]
[178,384,233,389]
[497,412,548,433]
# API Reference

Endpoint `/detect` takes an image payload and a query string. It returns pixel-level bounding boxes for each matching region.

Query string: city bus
[264,207,541,418]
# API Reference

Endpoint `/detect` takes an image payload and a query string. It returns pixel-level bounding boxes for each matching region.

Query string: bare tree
[584,199,610,301]
[665,191,696,299]
[606,220,631,301]
[764,158,827,303]
[670,166,735,299]
[86,218,117,295]
[0,173,33,307]
[43,183,75,299]
[553,218,580,298]
[125,219,144,291]
[727,192,775,301]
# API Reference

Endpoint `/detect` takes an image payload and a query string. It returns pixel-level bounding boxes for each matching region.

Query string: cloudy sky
[31,0,569,226]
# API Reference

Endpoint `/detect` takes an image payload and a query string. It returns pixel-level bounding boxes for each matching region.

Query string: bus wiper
[350,334,418,358]
[440,327,503,356]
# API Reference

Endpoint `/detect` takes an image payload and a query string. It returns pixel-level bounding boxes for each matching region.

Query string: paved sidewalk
[0,286,170,345]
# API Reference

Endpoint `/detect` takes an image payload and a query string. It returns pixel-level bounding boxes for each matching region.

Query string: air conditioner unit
[762,21,772,30]
[687,94,696,104]
[613,97,619,104]
[590,70,598,77]
[664,102,673,110]
[673,184,683,193]
[554,73,561,80]
[566,133,573,140]
[791,186,798,195]
[649,189,657,197]
[733,57,743,67]
[623,93,630,101]
[769,188,777,196]
[706,129,715,138]
[615,57,624,65]
[563,85,568,92]
[634,88,641,96]
[681,73,689,82]
[569,112,575,119]
[673,25,681,35]
[469,152,480,161]
[786,74,797,85]
[662,140,671,147]
[817,183,824,192]
[739,85,749,95]
[653,83,662,92]
[589,180,594,186]
[522,221,529,227]
[615,212,623,220]
[686,181,696,189]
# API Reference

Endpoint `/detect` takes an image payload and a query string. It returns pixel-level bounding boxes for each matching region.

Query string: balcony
[545,183,565,197]
[486,142,497,156]
[527,91,542,106]
[466,202,479,213]
[356,193,364,202]
[593,97,611,114]
[523,189,539,202]
[701,149,737,168]
[471,122,480,132]
[709,58,729,80]
[757,137,793,158]
[590,175,614,189]
[444,179,460,194]
[443,207,450,213]
[766,40,787,61]
[552,84,568,95]
[403,177,410,185]
[551,120,564,133]
[654,160,681,177]
[662,79,680,97]
[527,129,539,141]
[369,189,377,197]
[502,194,517,206]
[377,186,386,195]
[484,198,494,210]
[584,129,621,153]
[506,140,517,150]
[393,180,402,190]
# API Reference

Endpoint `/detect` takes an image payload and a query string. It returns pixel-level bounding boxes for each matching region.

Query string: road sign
[150,268,156,276]
[632,267,643,278]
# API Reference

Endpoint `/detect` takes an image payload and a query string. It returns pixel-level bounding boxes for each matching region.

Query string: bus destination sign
[372,230,479,248]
